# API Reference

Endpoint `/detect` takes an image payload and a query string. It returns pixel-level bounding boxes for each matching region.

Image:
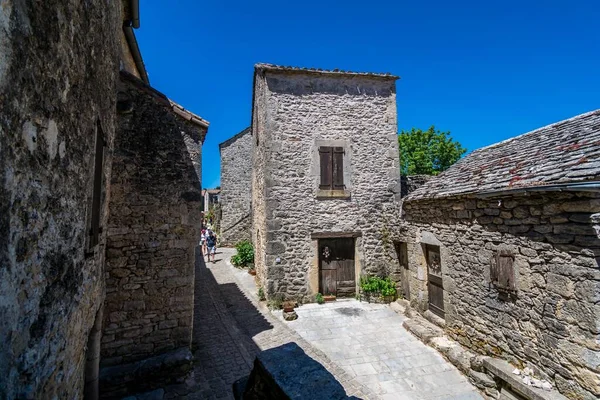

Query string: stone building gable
[100,72,207,396]
[220,127,253,246]
[409,109,600,200]
[251,64,401,300]
[399,193,600,399]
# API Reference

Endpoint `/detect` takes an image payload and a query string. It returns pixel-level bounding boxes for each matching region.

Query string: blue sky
[137,0,600,189]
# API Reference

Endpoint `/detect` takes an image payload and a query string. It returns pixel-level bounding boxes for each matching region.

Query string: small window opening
[491,249,517,296]
[319,146,344,190]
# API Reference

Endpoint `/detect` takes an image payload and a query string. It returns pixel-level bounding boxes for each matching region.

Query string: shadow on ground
[239,342,360,400]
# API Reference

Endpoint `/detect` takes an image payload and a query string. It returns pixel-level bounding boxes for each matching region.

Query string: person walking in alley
[206,230,217,263]
[200,228,207,256]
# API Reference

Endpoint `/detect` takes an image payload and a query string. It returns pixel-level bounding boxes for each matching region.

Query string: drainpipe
[130,0,140,28]
[84,306,103,400]
[123,22,149,84]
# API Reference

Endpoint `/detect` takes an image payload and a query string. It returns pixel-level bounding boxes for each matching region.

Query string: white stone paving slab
[274,300,483,399]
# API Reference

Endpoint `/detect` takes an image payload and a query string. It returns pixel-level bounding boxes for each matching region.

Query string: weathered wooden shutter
[492,250,516,292]
[89,123,105,249]
[333,147,344,189]
[319,147,333,189]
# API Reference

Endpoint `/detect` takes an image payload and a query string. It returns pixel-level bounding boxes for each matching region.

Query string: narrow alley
[154,248,481,400]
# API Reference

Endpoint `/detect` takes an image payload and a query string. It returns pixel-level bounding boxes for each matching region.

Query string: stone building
[219,127,253,245]
[394,110,600,399]
[99,71,208,396]
[0,1,208,398]
[251,63,401,301]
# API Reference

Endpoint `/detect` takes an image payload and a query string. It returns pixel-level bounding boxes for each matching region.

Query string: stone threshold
[389,300,568,400]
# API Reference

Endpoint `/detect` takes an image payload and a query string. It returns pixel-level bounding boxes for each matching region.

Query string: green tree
[398,126,466,175]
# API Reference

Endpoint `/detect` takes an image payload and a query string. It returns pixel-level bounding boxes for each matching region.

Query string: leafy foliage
[231,240,254,268]
[315,293,324,304]
[267,293,285,310]
[359,275,397,297]
[398,126,466,175]
[258,287,266,301]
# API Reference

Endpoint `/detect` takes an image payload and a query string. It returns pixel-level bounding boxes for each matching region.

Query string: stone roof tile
[408,109,600,200]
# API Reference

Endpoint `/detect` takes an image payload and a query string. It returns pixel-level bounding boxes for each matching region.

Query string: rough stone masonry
[391,110,600,399]
[100,71,208,397]
[220,127,253,246]
[251,63,402,301]
[0,1,120,398]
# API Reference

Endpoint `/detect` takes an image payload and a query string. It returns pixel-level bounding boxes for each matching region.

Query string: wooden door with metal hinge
[319,238,355,298]
[425,244,444,318]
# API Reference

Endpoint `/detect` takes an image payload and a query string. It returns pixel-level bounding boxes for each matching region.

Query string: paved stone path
[156,248,480,400]
[162,248,372,399]
[273,300,483,400]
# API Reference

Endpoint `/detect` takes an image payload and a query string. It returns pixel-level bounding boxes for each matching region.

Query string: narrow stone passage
[162,248,373,399]
[161,248,479,400]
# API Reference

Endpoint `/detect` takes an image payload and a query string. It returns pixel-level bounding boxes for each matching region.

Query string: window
[491,249,516,294]
[88,121,105,252]
[319,146,344,190]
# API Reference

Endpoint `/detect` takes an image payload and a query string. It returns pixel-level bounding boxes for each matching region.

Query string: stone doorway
[425,244,444,318]
[394,241,410,300]
[318,238,356,298]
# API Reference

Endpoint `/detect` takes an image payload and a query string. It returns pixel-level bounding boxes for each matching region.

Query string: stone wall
[0,1,120,398]
[220,128,252,246]
[252,72,269,290]
[396,192,600,399]
[252,70,401,300]
[100,73,205,395]
[400,175,433,198]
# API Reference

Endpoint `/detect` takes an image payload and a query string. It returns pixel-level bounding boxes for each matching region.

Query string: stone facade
[0,1,120,398]
[100,72,207,396]
[390,111,600,399]
[251,64,401,301]
[396,193,600,399]
[220,127,253,246]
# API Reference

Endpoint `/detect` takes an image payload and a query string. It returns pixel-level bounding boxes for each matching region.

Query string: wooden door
[319,238,355,298]
[425,245,444,318]
[394,242,410,300]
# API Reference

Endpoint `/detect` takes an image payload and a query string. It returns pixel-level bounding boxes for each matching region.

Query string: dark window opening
[88,121,105,252]
[319,146,344,190]
[394,241,410,300]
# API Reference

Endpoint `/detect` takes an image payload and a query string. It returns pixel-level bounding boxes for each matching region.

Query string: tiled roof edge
[254,63,399,80]
[120,70,210,130]
[469,109,600,156]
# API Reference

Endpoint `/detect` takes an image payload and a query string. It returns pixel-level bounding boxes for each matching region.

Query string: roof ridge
[219,126,251,149]
[254,63,399,80]
[470,109,600,155]
[406,109,600,200]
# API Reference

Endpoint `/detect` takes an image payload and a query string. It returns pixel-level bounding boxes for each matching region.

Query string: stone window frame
[313,139,352,199]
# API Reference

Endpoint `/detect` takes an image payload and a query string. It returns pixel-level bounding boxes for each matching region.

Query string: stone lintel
[310,231,362,239]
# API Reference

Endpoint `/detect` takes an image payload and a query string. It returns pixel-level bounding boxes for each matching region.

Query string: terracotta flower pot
[248,269,256,276]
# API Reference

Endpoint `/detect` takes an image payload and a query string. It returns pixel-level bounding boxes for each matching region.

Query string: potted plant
[282,300,296,312]
[248,267,256,276]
